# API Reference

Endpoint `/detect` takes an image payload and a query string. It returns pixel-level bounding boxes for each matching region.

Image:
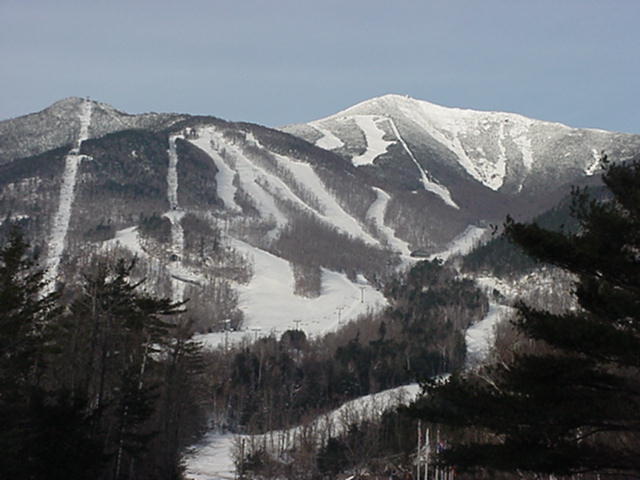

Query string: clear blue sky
[1,0,639,133]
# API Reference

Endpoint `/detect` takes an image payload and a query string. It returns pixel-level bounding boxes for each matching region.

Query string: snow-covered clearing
[197,239,387,349]
[189,131,242,212]
[465,302,514,368]
[311,122,344,150]
[351,115,395,166]
[585,148,602,176]
[43,99,93,293]
[386,118,459,209]
[184,384,420,480]
[429,225,487,262]
[366,187,413,258]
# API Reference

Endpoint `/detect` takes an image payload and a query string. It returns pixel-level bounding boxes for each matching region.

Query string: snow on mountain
[184,383,420,480]
[366,187,413,259]
[197,238,387,349]
[310,121,344,150]
[465,302,514,368]
[351,115,395,166]
[429,225,488,262]
[189,130,242,212]
[282,94,640,198]
[43,99,93,293]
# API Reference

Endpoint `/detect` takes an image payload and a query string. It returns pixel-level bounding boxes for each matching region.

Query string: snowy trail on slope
[201,128,288,238]
[43,99,93,293]
[189,131,242,212]
[386,118,459,209]
[269,150,380,246]
[164,135,189,302]
[429,225,487,261]
[197,238,387,349]
[184,384,420,480]
[465,302,514,368]
[351,115,394,166]
[366,187,413,259]
[311,122,344,150]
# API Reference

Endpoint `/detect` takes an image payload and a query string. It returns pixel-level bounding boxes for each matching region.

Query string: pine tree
[408,158,640,477]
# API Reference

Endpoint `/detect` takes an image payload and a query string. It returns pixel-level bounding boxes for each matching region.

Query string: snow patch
[465,303,514,368]
[429,225,487,262]
[351,115,394,166]
[366,187,413,258]
[585,149,602,176]
[311,122,344,150]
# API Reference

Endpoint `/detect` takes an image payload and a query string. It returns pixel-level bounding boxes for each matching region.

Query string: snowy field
[197,238,387,349]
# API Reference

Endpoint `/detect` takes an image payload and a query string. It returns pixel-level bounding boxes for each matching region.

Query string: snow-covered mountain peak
[282,94,640,194]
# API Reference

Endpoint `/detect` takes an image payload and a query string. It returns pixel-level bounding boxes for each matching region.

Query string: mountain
[1,95,638,340]
[282,93,640,220]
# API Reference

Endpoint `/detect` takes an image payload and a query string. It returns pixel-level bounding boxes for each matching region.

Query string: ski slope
[197,239,387,349]
[184,384,420,480]
[311,121,344,150]
[164,135,189,302]
[189,130,242,212]
[351,115,394,166]
[366,187,413,258]
[465,302,514,368]
[43,99,92,293]
[429,225,487,261]
[271,151,379,245]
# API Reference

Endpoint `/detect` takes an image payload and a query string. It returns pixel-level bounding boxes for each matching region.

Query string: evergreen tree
[408,158,640,477]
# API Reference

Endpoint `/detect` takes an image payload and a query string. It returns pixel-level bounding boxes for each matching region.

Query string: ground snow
[274,151,380,245]
[184,384,420,480]
[311,122,344,150]
[429,225,487,261]
[43,100,93,293]
[366,187,413,258]
[351,115,395,166]
[465,302,514,368]
[197,239,387,349]
[189,131,242,212]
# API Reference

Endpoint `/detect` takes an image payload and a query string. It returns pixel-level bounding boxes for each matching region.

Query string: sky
[1,0,639,133]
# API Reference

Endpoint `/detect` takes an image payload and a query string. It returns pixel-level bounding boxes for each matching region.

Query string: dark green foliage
[409,158,640,477]
[0,228,206,480]
[462,191,592,277]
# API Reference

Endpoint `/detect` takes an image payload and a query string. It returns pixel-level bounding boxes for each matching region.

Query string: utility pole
[294,319,301,331]
[360,286,365,303]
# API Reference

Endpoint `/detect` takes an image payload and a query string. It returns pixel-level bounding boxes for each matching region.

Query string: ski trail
[43,99,93,293]
[366,187,413,258]
[311,122,344,150]
[188,131,242,212]
[386,118,459,209]
[351,115,394,166]
[184,384,420,480]
[164,134,189,302]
